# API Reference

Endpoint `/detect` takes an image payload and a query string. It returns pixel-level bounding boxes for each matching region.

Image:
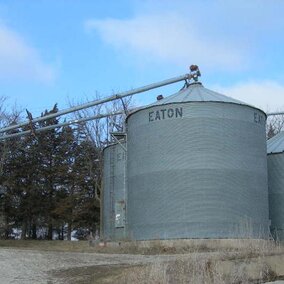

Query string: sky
[0,0,284,118]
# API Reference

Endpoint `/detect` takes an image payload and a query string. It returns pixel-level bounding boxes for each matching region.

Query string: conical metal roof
[267,131,284,154]
[126,81,265,121]
[149,82,248,106]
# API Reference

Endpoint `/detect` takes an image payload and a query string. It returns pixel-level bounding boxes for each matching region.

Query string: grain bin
[102,141,126,241]
[126,82,269,240]
[267,131,284,241]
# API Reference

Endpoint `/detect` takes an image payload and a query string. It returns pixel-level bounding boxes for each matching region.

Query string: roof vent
[157,95,164,101]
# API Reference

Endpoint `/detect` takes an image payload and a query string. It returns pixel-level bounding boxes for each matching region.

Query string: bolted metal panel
[102,142,126,241]
[127,95,269,240]
[267,136,284,241]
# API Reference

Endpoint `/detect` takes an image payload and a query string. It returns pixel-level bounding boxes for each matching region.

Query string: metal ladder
[109,144,116,237]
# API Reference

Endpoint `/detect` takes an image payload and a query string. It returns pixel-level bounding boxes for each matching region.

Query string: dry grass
[115,241,284,284]
[117,255,279,284]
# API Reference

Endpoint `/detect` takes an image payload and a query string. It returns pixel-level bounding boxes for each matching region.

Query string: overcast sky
[0,0,284,116]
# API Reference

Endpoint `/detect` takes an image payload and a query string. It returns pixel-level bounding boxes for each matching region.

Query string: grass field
[0,239,96,252]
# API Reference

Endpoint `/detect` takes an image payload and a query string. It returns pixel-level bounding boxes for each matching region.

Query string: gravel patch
[0,248,177,283]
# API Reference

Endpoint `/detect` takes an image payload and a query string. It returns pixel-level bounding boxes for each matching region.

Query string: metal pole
[106,116,109,146]
[267,112,284,116]
[0,73,190,134]
[0,111,124,140]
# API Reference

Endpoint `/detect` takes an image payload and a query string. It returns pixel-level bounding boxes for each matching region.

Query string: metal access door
[115,201,126,228]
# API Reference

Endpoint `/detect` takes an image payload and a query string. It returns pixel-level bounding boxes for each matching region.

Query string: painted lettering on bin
[149,107,183,122]
[254,112,265,125]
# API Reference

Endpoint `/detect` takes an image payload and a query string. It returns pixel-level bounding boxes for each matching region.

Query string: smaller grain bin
[102,140,126,241]
[267,131,284,241]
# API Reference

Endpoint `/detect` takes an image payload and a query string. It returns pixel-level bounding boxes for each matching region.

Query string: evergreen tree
[1,103,106,240]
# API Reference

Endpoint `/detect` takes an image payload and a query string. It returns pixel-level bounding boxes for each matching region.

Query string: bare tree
[69,92,133,202]
[0,98,23,175]
[69,93,132,145]
[266,115,284,139]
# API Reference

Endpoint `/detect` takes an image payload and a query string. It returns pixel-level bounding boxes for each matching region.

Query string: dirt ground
[0,247,176,283]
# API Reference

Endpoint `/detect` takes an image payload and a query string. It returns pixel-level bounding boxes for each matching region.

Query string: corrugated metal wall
[102,142,126,241]
[267,153,284,241]
[127,102,269,240]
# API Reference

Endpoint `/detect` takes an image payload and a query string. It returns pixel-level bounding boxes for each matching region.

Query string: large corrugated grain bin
[102,142,126,241]
[267,131,284,241]
[126,82,269,240]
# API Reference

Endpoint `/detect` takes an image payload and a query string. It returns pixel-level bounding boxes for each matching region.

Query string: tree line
[0,96,130,240]
[0,95,280,240]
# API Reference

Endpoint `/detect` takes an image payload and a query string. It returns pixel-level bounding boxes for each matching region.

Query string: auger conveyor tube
[0,73,190,135]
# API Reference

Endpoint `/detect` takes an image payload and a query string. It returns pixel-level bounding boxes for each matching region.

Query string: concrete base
[104,238,276,251]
